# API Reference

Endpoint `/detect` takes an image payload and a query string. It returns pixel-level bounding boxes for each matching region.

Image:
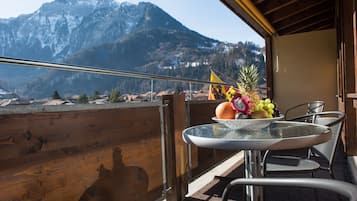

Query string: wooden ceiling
[222,0,335,36]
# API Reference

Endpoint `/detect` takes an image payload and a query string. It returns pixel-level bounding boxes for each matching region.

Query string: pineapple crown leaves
[237,64,259,92]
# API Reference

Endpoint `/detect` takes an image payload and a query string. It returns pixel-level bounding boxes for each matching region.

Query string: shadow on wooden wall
[0,106,163,201]
[79,147,149,201]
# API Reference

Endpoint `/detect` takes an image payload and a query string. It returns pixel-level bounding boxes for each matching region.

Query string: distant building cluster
[0,88,209,107]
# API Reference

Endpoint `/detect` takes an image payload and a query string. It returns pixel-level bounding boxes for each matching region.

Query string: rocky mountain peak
[0,0,266,100]
[53,0,116,6]
[0,0,158,61]
[39,0,111,16]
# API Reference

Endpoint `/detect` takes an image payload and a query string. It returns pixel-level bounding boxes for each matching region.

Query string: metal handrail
[0,57,232,86]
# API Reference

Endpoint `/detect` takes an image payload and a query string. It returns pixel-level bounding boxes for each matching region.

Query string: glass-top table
[182,121,331,201]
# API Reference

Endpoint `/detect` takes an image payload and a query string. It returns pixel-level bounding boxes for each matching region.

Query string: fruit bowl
[212,115,284,130]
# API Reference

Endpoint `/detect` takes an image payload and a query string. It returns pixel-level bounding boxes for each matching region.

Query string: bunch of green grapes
[254,98,275,118]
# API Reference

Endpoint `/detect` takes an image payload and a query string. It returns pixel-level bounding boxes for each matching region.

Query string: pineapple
[238,65,259,92]
[237,65,260,105]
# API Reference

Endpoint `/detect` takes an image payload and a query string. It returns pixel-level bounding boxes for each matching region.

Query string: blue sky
[0,0,264,47]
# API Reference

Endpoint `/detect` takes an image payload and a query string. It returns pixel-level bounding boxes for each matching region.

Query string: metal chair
[222,178,357,201]
[263,111,345,179]
[284,100,325,121]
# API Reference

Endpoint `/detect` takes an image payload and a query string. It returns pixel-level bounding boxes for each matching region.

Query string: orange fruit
[215,102,235,119]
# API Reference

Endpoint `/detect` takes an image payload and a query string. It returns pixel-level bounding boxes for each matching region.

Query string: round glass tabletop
[182,121,331,150]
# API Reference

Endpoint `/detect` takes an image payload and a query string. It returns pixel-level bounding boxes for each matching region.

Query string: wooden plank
[336,0,344,100]
[268,0,329,24]
[290,20,333,35]
[278,14,333,35]
[252,0,265,5]
[0,107,160,163]
[162,94,188,201]
[172,95,188,201]
[0,107,163,201]
[315,23,334,31]
[274,6,332,31]
[338,97,346,149]
[188,101,236,178]
[354,0,357,91]
[0,139,162,201]
[162,95,178,201]
[265,36,274,98]
[347,93,357,99]
[341,0,357,155]
[336,0,346,149]
[257,0,298,15]
[188,101,218,177]
[189,101,218,127]
[350,0,357,155]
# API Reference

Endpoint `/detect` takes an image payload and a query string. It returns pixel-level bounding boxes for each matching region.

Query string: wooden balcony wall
[187,100,236,178]
[0,95,232,201]
[157,95,236,200]
[0,103,164,201]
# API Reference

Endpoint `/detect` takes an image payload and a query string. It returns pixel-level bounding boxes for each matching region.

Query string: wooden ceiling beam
[252,0,265,5]
[279,18,332,35]
[315,23,333,31]
[279,16,333,35]
[268,0,330,24]
[296,21,333,33]
[275,8,333,31]
[257,0,298,15]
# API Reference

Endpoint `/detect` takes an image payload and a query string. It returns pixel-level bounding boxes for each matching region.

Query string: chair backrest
[289,111,345,166]
[222,178,357,201]
[313,112,345,166]
[284,100,325,121]
[307,100,325,113]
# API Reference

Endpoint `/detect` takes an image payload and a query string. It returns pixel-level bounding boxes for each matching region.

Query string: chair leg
[312,171,319,201]
[328,168,344,201]
[313,189,319,201]
[222,183,232,201]
[329,168,335,179]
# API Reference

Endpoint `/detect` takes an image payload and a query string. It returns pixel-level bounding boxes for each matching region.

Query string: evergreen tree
[93,91,100,100]
[109,90,120,103]
[52,90,61,100]
[175,85,184,94]
[78,93,89,104]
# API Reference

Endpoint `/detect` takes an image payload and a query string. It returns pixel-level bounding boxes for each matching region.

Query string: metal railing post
[161,96,177,201]
[188,82,192,101]
[159,103,171,199]
[151,79,154,102]
[185,82,193,181]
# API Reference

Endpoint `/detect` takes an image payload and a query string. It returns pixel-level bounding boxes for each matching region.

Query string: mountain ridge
[0,0,265,99]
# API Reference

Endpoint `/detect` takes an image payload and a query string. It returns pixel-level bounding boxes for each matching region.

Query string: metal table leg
[244,150,263,201]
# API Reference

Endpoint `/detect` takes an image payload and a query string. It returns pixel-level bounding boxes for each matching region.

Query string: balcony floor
[184,145,352,201]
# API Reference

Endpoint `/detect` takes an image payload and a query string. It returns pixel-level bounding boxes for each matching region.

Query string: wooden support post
[265,36,274,99]
[339,0,357,155]
[162,94,188,201]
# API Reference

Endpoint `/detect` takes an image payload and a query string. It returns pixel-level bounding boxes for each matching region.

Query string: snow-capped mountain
[0,0,265,99]
[0,0,186,62]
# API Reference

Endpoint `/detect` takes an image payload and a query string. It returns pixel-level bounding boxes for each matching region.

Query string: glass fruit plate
[212,115,284,130]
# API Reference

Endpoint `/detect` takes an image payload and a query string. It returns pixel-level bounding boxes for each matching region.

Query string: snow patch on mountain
[0,88,11,95]
[0,0,156,61]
